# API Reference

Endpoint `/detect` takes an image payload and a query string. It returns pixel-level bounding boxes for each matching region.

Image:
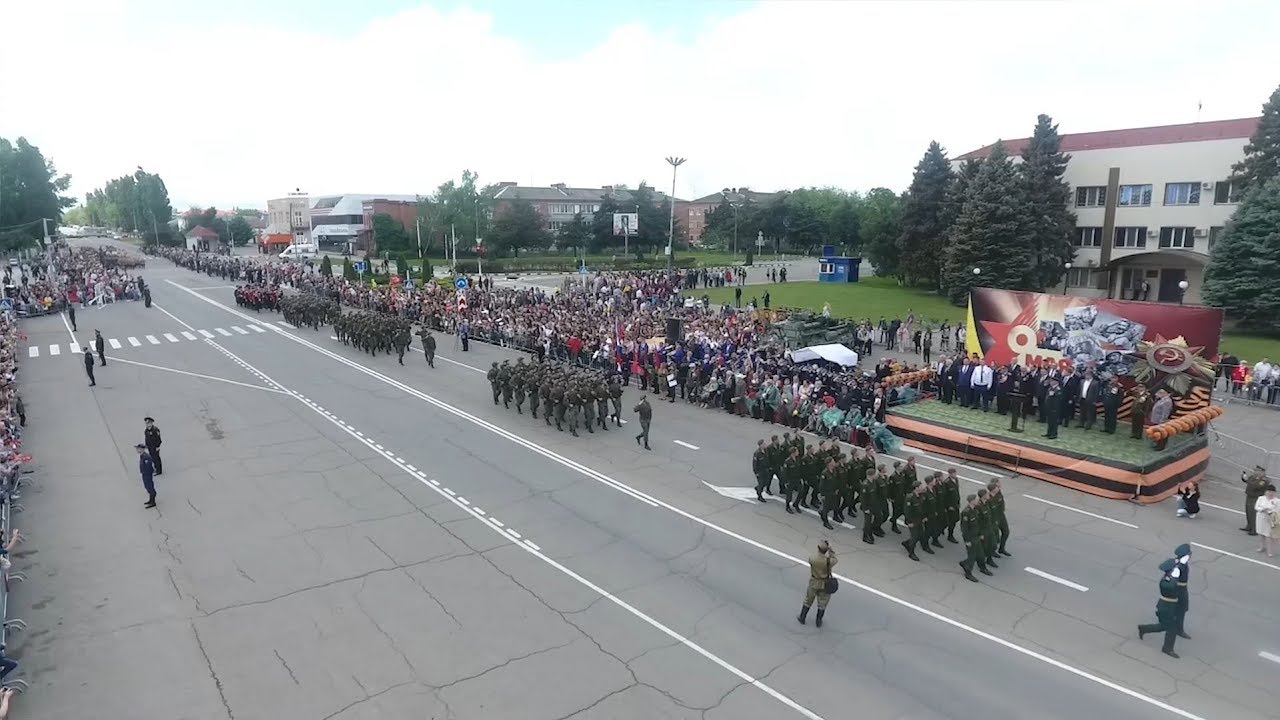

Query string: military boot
[959,560,978,583]
[814,608,825,628]
[796,605,810,625]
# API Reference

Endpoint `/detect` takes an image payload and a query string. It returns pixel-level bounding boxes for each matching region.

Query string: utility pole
[416,217,423,260]
[665,156,685,269]
[450,223,457,273]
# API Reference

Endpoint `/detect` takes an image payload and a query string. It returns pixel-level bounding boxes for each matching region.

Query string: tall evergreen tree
[858,188,904,280]
[1232,84,1280,192]
[897,141,954,288]
[941,142,1030,305]
[1203,176,1280,330]
[1019,114,1077,290]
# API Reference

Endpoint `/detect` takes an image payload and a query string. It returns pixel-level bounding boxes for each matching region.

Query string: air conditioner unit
[1146,230,1159,238]
[1193,228,1208,237]
[1201,182,1213,190]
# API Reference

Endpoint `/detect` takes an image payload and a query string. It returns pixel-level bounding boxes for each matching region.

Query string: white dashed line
[232,326,249,335]
[108,338,122,349]
[1021,495,1139,529]
[406,464,417,472]
[1260,651,1280,665]
[507,529,522,540]
[374,443,384,450]
[673,440,701,450]
[27,347,37,358]
[146,335,161,345]
[215,328,232,336]
[473,507,485,515]
[490,518,504,527]
[457,497,469,505]
[429,479,440,487]
[248,324,265,332]
[524,540,541,551]
[1025,567,1089,592]
[199,329,215,338]
[444,488,456,496]
[48,344,60,356]
[1198,501,1244,516]
[128,337,141,347]
[181,331,197,340]
[1191,542,1280,572]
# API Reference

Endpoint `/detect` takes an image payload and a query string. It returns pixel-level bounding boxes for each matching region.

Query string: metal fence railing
[1210,427,1280,479]
[0,464,29,695]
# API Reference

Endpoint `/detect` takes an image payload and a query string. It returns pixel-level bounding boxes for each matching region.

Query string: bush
[342,256,356,281]
[320,255,333,277]
[451,256,698,274]
[418,257,432,280]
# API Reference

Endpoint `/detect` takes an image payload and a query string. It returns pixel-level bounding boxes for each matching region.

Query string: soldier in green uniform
[1101,377,1123,434]
[959,494,992,582]
[539,374,553,424]
[488,362,501,405]
[1172,543,1192,639]
[594,383,610,431]
[552,382,567,431]
[564,385,581,436]
[942,468,962,544]
[976,489,999,568]
[393,323,410,365]
[1130,386,1153,440]
[1137,558,1182,658]
[887,461,906,534]
[860,468,882,545]
[901,480,927,561]
[752,439,772,503]
[499,361,514,409]
[819,458,842,530]
[924,473,945,550]
[608,376,624,426]
[988,479,1012,556]
[417,327,437,367]
[797,540,837,628]
[764,435,783,496]
[512,361,528,414]
[782,448,803,514]
[633,394,652,450]
[1043,378,1062,439]
[580,381,597,433]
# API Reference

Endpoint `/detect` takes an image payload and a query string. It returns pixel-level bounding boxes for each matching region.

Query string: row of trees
[72,168,177,244]
[0,137,74,253]
[1204,85,1280,330]
[179,206,258,247]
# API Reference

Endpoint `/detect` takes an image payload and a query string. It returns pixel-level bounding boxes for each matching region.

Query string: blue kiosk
[817,245,862,284]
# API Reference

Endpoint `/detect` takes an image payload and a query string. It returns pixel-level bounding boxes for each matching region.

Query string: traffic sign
[578,266,589,275]
[353,261,367,273]
[455,277,469,290]
[458,296,468,310]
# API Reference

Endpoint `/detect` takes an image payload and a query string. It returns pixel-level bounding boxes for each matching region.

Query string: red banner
[966,288,1223,380]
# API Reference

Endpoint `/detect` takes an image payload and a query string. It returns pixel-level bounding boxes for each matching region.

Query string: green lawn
[702,278,964,325]
[1219,332,1280,364]
[402,251,799,269]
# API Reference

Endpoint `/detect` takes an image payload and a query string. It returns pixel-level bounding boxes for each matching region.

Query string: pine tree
[342,256,356,281]
[1232,84,1280,191]
[319,254,333,277]
[1020,114,1077,290]
[897,141,954,288]
[1203,176,1280,331]
[941,142,1031,305]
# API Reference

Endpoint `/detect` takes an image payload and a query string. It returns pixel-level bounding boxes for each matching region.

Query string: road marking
[524,540,541,551]
[70,343,82,354]
[405,464,417,472]
[60,311,79,348]
[1021,494,1139,529]
[1260,651,1280,665]
[169,279,1212,720]
[179,331,196,341]
[703,482,857,530]
[457,497,469,505]
[146,335,161,345]
[109,357,287,394]
[507,529,522,539]
[1191,542,1280,572]
[248,324,265,333]
[900,445,1004,477]
[109,338,122,349]
[27,347,36,358]
[48,344,60,356]
[490,518,504,527]
[215,328,233,337]
[232,326,249,335]
[164,333,180,343]
[125,336,139,347]
[674,440,700,450]
[278,321,296,328]
[1025,567,1089,592]
[199,330,214,338]
[1199,501,1244,516]
[474,507,485,515]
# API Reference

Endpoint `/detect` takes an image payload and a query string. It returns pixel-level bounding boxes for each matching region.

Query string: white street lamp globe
[972,267,982,275]
[1178,280,1189,290]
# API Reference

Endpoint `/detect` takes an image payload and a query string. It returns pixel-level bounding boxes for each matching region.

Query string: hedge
[450,256,698,274]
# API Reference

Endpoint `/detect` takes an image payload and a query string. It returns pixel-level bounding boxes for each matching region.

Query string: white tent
[788,343,859,367]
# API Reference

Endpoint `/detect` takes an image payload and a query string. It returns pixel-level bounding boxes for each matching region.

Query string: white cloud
[2,0,1278,209]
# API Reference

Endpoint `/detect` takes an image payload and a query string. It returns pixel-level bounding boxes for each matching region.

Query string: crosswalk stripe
[71,343,82,354]
[27,347,37,358]
[198,330,214,338]
[181,331,197,340]
[109,338,122,349]
[164,333,180,343]
[49,344,60,356]
[146,335,161,345]
[247,324,265,333]
[231,326,249,335]
[278,321,295,328]
[128,337,141,347]
[215,328,232,337]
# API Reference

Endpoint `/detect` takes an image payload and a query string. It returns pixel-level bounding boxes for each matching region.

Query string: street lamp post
[665,156,686,269]
[732,202,742,258]
[1178,279,1189,304]
[1063,261,1073,295]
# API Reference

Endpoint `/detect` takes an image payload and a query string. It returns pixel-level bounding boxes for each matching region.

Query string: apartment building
[684,188,782,244]
[490,183,683,235]
[956,116,1260,304]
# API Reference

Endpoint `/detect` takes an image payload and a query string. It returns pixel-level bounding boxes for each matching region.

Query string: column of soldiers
[334,310,414,364]
[279,295,340,331]
[486,358,625,438]
[751,434,1012,582]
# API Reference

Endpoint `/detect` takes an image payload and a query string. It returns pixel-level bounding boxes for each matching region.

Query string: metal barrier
[1210,427,1280,478]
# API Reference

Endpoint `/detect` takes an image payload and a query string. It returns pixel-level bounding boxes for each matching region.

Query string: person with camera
[797,540,838,628]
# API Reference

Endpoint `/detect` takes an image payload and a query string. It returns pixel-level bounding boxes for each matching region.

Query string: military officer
[1172,543,1192,639]
[1043,378,1063,439]
[860,468,882,545]
[887,461,906,534]
[976,489,999,569]
[594,383,610,431]
[633,394,652,450]
[419,327,437,368]
[959,494,992,582]
[901,480,927,562]
[1131,386,1153,440]
[1137,558,1182,658]
[608,376,625,426]
[540,375,554,425]
[499,361,514,409]
[564,384,581,437]
[988,479,1012,556]
[512,360,528,414]
[819,459,842,530]
[1101,377,1123,433]
[1242,466,1269,535]
[752,439,772,503]
[488,362,502,405]
[782,448,803,514]
[797,540,837,628]
[551,381,567,431]
[942,468,962,544]
[580,382,596,433]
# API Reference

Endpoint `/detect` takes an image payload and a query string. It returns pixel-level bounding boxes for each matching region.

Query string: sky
[3,0,1279,211]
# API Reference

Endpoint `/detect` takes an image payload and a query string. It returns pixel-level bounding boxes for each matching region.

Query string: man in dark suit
[1102,377,1124,434]
[957,358,974,408]
[1059,368,1080,428]
[1076,369,1102,430]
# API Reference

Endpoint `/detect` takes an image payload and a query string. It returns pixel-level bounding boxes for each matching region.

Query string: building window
[819,262,835,274]
[1114,226,1147,249]
[1209,226,1224,250]
[1158,226,1196,249]
[1065,267,1095,288]
[1117,184,1152,207]
[592,204,600,213]
[1075,186,1107,208]
[548,204,575,214]
[1214,181,1242,205]
[1163,182,1201,206]
[1074,227,1103,247]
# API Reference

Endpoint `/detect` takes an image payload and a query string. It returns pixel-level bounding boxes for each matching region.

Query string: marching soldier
[1137,559,1182,658]
[942,468,962,543]
[608,376,624,426]
[782,448,803,514]
[541,374,555,425]
[901,480,926,561]
[488,362,501,405]
[418,327,436,368]
[1172,543,1192,639]
[797,540,837,628]
[393,323,410,365]
[563,384,581,437]
[989,479,1012,556]
[580,382,596,433]
[752,439,771,503]
[819,459,841,530]
[633,394,652,450]
[959,494,992,582]
[923,473,944,549]
[976,489,999,569]
[499,361,514,409]
[512,360,527,415]
[860,468,882,545]
[552,381,567,431]
[594,382,610,431]
[887,461,906,534]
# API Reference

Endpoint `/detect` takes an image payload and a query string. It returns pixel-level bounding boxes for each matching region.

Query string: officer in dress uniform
[144,417,163,476]
[959,494,992,582]
[1138,559,1182,658]
[1102,377,1124,434]
[1172,543,1192,639]
[752,440,771,503]
[136,443,157,508]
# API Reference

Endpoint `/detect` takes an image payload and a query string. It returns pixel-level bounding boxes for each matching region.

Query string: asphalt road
[7,247,1279,720]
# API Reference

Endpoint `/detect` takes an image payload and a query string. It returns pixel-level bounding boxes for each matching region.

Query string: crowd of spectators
[0,308,30,708]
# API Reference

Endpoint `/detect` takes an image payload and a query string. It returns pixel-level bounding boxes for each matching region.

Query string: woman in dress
[1256,485,1280,557]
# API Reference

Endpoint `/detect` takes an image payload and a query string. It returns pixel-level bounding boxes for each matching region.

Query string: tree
[1203,176,1280,330]
[342,256,356,281]
[557,212,591,254]
[858,188,904,279]
[744,247,754,266]
[320,254,333,277]
[432,170,491,248]
[941,142,1030,305]
[589,195,623,253]
[1019,114,1077,290]
[395,253,409,282]
[1232,84,1280,192]
[371,214,412,254]
[489,199,550,255]
[0,137,75,249]
[227,215,255,246]
[898,141,955,288]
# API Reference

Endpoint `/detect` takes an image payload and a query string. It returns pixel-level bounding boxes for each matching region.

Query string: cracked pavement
[8,249,1279,720]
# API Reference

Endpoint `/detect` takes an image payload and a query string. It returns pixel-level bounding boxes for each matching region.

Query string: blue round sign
[455,277,469,290]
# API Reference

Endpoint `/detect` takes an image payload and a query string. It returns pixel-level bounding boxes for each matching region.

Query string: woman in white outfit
[1256,485,1280,557]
